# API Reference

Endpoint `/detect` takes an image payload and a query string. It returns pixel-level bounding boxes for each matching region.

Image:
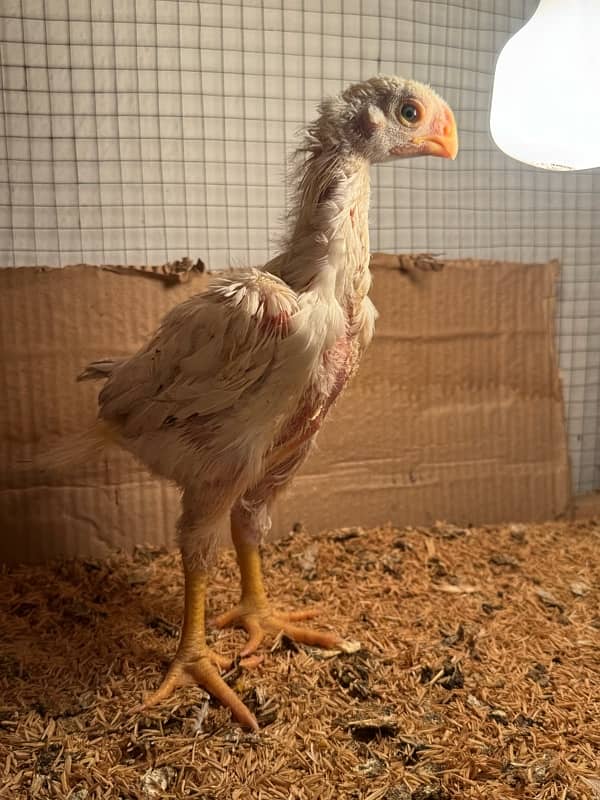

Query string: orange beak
[416,106,459,160]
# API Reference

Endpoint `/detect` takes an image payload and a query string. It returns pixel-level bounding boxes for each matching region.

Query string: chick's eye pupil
[401,104,418,122]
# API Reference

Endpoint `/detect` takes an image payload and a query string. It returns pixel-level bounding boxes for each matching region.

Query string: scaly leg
[216,502,343,656]
[139,566,258,730]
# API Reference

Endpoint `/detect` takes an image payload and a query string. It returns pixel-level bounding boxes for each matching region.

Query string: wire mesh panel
[1,0,599,492]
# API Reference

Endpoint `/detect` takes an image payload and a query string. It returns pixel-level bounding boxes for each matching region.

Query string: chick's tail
[17,421,117,476]
[41,421,115,469]
[14,357,122,478]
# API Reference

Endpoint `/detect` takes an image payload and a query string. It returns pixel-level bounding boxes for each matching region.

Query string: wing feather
[97,269,307,439]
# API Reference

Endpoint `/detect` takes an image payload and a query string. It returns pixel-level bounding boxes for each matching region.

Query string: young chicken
[79,75,458,729]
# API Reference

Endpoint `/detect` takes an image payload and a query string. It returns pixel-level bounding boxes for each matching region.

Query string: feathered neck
[266,141,371,297]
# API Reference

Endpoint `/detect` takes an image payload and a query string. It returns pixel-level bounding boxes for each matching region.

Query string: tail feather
[77,358,123,382]
[17,421,116,475]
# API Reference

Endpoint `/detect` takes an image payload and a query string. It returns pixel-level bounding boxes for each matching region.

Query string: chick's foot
[136,648,261,731]
[215,599,342,656]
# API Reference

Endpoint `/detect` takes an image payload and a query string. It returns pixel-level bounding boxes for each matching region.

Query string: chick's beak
[417,106,459,160]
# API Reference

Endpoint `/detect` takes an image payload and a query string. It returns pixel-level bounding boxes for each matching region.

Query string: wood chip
[570,581,591,597]
[434,582,479,594]
[535,587,565,610]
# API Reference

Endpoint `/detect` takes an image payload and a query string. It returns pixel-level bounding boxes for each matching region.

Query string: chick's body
[98,159,374,562]
[99,262,370,517]
[80,75,458,728]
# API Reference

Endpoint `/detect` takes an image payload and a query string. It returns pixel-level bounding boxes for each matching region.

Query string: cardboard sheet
[0,256,572,562]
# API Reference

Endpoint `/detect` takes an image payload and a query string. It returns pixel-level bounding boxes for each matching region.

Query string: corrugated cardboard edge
[0,257,573,562]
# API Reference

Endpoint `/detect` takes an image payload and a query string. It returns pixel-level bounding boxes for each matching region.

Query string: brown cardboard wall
[0,258,571,562]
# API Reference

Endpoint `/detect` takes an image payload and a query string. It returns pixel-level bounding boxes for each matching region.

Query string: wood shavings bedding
[0,520,598,799]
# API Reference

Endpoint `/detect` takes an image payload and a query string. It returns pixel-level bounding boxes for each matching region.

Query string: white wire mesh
[1,0,599,492]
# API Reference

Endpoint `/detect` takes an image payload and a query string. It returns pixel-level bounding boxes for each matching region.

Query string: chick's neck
[268,151,372,306]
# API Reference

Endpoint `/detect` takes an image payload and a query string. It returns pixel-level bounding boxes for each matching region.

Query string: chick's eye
[400,103,420,123]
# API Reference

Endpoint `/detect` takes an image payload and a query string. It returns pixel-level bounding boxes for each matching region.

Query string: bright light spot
[490,0,600,171]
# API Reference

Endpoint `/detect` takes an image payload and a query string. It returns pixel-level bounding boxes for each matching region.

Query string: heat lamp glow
[490,0,600,171]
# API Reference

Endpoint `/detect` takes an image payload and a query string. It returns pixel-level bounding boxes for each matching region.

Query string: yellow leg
[237,540,269,607]
[138,567,259,731]
[216,524,343,656]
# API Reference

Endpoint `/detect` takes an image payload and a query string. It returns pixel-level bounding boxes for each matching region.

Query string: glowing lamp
[490,0,600,171]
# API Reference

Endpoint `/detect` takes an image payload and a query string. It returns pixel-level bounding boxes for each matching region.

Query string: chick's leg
[216,501,343,656]
[139,503,258,730]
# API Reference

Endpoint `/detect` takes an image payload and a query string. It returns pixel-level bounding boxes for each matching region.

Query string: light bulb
[490,0,600,171]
